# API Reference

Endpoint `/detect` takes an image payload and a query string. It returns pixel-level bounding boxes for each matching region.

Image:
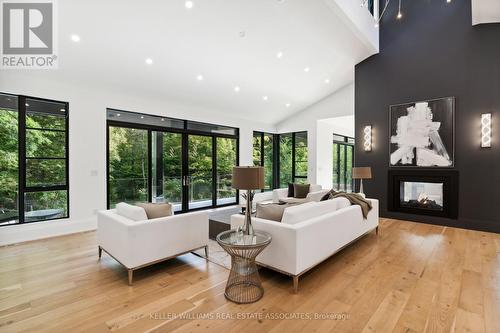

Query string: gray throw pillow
[256,203,287,222]
[135,202,173,219]
[293,183,310,199]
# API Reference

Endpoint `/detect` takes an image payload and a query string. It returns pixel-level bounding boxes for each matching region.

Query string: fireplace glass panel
[400,182,444,211]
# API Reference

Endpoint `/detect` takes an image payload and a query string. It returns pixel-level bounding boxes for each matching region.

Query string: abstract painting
[390,97,454,167]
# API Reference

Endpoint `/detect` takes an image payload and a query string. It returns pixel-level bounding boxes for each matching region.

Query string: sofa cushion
[332,197,351,210]
[256,203,287,222]
[116,202,148,221]
[293,183,310,198]
[281,202,320,225]
[279,197,309,205]
[308,189,330,202]
[135,202,173,219]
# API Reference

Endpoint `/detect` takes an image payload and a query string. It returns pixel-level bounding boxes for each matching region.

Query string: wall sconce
[481,113,491,148]
[363,125,372,151]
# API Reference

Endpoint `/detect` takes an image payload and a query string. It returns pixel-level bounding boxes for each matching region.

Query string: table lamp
[232,166,265,235]
[352,167,372,197]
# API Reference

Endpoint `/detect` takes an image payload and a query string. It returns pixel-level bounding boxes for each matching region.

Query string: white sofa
[231,197,379,292]
[97,207,209,285]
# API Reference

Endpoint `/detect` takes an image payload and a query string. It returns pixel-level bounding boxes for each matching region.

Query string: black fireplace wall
[354,1,500,232]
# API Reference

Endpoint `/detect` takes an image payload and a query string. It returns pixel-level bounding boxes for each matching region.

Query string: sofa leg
[98,246,102,259]
[204,245,209,258]
[376,226,379,235]
[128,269,134,286]
[293,276,299,293]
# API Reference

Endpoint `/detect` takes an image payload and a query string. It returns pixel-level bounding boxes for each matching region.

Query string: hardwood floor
[0,218,499,333]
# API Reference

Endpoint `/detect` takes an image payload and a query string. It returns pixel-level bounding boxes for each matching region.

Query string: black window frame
[253,130,308,190]
[106,108,239,212]
[0,92,70,226]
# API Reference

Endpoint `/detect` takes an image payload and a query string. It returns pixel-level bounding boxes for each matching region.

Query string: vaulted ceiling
[19,0,377,124]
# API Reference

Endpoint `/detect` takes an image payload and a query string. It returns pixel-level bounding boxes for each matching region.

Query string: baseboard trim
[0,217,97,247]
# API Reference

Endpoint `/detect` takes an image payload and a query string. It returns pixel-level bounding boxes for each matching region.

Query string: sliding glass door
[152,131,183,211]
[332,134,354,192]
[108,126,149,207]
[216,137,237,205]
[107,109,238,212]
[187,135,213,210]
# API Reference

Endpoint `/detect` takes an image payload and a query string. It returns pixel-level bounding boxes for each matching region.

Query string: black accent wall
[355,0,500,233]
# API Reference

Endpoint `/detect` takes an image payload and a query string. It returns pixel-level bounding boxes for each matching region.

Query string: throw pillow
[116,202,148,221]
[135,202,173,219]
[293,183,310,199]
[256,203,288,222]
[287,183,295,197]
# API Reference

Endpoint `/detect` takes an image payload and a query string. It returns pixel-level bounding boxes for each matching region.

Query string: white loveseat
[231,197,379,292]
[97,206,209,285]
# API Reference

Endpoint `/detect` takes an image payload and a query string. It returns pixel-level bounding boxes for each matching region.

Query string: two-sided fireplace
[388,170,458,219]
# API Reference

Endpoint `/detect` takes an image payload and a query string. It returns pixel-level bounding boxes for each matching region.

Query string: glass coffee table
[216,230,271,304]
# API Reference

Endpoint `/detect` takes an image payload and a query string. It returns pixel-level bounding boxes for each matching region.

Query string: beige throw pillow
[256,203,287,222]
[135,202,173,219]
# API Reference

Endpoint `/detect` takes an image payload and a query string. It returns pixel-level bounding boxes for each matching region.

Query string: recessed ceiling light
[447,0,451,3]
[60,108,66,112]
[25,103,29,107]
[197,74,204,81]
[285,103,291,108]
[276,51,283,59]
[324,78,330,84]
[140,116,145,119]
[71,34,80,42]
[185,1,194,9]
[234,86,240,92]
[145,58,153,65]
[117,113,121,117]
[161,118,165,121]
[304,67,310,73]
[262,96,268,101]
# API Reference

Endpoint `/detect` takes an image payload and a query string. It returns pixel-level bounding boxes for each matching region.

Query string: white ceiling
[30,0,374,125]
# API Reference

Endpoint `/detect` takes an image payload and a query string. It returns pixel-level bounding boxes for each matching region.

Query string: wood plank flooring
[0,218,499,333]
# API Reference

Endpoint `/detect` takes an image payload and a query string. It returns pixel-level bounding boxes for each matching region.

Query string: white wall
[0,72,275,245]
[317,116,354,189]
[276,83,354,187]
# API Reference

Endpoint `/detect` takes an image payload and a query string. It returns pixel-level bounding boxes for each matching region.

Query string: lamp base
[242,189,254,235]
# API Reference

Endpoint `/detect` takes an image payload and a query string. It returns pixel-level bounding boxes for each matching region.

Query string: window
[108,126,149,208]
[332,134,354,192]
[0,93,69,226]
[279,133,293,188]
[293,132,308,183]
[253,131,274,191]
[216,137,237,205]
[152,131,182,211]
[107,109,238,211]
[253,131,308,190]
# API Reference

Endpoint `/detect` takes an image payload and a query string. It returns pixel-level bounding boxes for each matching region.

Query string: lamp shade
[232,166,265,190]
[352,167,372,179]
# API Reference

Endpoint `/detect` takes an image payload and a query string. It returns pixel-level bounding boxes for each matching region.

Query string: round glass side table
[216,230,272,304]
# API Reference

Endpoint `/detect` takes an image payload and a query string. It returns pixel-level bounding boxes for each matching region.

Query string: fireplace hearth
[388,170,458,219]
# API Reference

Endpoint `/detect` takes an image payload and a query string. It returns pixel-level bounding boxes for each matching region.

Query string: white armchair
[97,209,209,285]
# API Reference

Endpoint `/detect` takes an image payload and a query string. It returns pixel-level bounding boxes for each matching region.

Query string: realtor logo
[1,0,58,69]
